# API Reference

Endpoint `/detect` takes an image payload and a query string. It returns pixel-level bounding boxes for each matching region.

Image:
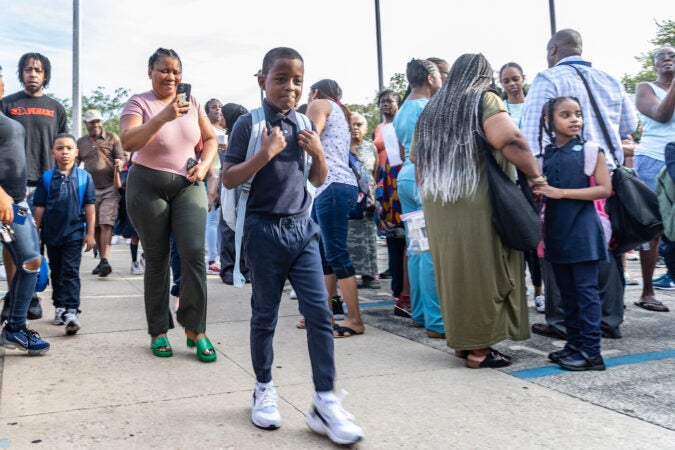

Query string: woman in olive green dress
[412,53,544,368]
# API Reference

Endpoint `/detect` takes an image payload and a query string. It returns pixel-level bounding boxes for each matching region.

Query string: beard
[23,83,42,95]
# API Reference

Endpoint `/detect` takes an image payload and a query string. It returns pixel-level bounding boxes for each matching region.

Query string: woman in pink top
[120,48,218,362]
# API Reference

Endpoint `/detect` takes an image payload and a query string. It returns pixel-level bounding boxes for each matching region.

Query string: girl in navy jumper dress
[533,97,612,371]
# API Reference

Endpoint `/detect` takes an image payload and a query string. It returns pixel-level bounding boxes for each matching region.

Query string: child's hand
[533,183,565,199]
[261,126,287,158]
[298,129,323,158]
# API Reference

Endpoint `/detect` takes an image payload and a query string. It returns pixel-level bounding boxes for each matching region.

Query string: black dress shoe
[531,323,567,339]
[221,272,234,285]
[548,346,576,363]
[557,352,606,371]
[27,295,42,320]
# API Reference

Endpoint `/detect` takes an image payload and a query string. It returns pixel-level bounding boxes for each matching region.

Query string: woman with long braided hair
[413,53,543,368]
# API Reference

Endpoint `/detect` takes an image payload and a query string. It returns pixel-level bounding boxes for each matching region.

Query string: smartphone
[12,204,28,225]
[176,82,191,103]
[186,157,199,171]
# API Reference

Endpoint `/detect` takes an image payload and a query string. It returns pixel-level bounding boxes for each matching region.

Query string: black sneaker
[27,295,42,320]
[92,262,101,275]
[378,269,391,279]
[331,296,345,320]
[98,260,112,277]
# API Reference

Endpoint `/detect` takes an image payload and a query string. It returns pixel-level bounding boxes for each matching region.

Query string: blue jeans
[551,260,602,356]
[312,183,357,279]
[397,177,444,334]
[205,206,221,262]
[4,202,41,330]
[244,212,334,391]
[46,240,83,309]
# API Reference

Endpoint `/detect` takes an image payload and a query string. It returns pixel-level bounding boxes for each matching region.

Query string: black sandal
[464,350,512,369]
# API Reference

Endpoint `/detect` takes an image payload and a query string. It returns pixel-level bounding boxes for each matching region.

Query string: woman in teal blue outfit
[394,58,445,337]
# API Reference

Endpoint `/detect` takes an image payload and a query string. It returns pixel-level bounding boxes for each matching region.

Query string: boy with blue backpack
[33,133,95,335]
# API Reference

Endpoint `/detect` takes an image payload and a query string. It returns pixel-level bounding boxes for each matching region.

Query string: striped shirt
[521,56,637,170]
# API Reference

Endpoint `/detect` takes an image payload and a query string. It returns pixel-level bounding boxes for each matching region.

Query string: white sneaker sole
[305,408,363,445]
[65,322,80,335]
[251,413,281,430]
[0,337,50,355]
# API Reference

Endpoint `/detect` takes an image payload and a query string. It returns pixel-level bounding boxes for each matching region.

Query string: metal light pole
[72,0,82,138]
[548,0,557,36]
[374,0,384,94]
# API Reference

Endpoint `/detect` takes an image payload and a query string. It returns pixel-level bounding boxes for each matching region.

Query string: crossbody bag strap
[89,136,115,170]
[567,65,620,166]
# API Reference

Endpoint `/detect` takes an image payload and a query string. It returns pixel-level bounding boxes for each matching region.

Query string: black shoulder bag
[568,65,662,253]
[478,91,541,251]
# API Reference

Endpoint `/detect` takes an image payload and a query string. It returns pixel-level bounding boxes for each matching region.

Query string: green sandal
[151,335,173,357]
[186,337,196,348]
[195,337,217,363]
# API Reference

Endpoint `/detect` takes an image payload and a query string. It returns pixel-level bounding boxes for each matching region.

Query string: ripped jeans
[3,201,41,330]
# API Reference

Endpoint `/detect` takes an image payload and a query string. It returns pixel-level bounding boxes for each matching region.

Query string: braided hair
[400,58,439,104]
[414,53,495,203]
[537,96,584,153]
[148,48,181,69]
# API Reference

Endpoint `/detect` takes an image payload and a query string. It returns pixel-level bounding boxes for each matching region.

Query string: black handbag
[479,134,542,252]
[568,65,663,253]
[608,166,663,253]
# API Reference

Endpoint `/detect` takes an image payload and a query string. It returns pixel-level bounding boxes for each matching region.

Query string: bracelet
[529,175,547,184]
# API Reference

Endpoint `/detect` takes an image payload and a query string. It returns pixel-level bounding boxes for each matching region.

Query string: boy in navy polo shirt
[222,47,364,445]
[33,133,95,335]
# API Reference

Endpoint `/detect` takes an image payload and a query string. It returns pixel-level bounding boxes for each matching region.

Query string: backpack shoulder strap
[233,107,265,288]
[42,169,55,198]
[295,112,313,181]
[75,167,88,210]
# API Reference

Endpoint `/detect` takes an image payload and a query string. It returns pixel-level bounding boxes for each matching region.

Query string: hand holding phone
[186,157,199,171]
[176,83,192,114]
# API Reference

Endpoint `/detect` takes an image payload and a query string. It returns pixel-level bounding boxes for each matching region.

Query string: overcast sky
[0,0,669,112]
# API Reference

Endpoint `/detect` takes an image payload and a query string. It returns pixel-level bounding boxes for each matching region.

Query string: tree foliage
[622,19,675,93]
[50,86,131,136]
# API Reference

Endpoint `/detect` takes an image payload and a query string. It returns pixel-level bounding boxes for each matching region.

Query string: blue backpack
[42,167,89,210]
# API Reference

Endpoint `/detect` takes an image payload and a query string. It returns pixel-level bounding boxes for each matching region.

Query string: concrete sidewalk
[1,243,674,448]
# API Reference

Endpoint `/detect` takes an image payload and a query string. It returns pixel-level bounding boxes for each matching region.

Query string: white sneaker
[625,250,639,261]
[139,253,146,270]
[0,265,6,281]
[251,382,281,430]
[289,289,298,300]
[130,261,144,275]
[110,235,120,245]
[534,295,545,313]
[64,309,80,335]
[305,390,364,445]
[53,307,66,325]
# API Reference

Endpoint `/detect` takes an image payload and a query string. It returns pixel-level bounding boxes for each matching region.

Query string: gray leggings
[126,164,208,337]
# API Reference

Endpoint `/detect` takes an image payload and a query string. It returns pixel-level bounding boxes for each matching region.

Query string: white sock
[315,390,337,403]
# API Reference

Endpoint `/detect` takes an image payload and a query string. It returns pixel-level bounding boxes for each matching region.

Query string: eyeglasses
[654,51,675,63]
[440,70,450,76]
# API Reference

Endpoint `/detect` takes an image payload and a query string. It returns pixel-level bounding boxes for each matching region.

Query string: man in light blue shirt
[521,29,638,340]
